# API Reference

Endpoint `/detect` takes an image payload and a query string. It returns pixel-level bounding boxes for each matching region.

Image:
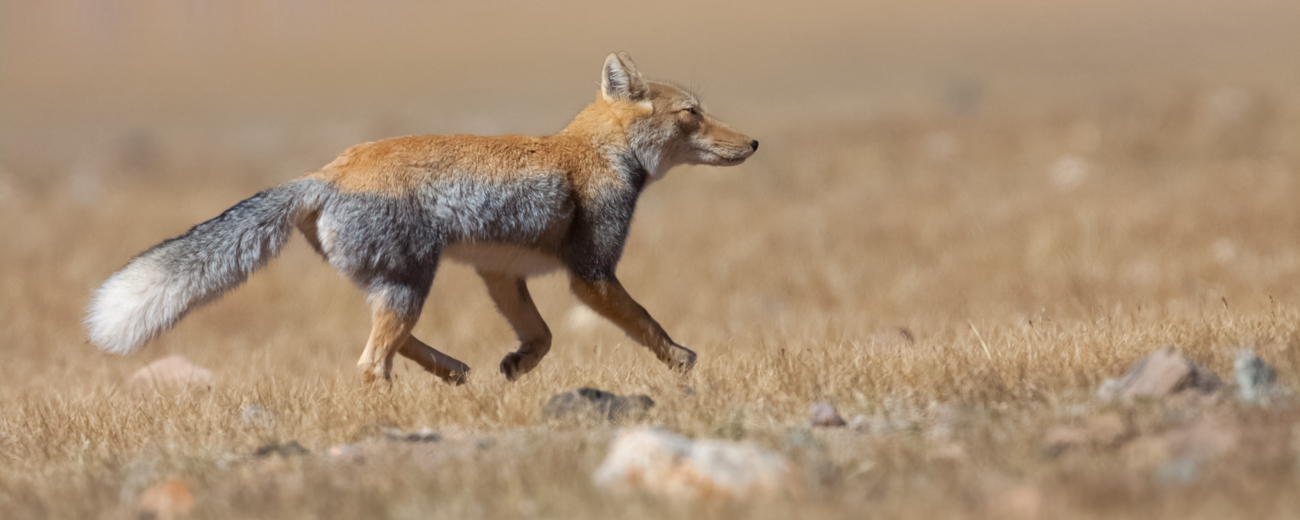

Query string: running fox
[86,53,757,384]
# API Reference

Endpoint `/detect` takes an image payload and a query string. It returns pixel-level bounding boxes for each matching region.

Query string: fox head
[595,52,757,180]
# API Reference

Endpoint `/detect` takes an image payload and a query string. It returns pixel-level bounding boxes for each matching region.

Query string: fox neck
[561,95,678,187]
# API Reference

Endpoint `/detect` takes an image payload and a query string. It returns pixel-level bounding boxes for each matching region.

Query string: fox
[86,52,757,385]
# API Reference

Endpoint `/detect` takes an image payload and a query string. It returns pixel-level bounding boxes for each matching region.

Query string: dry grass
[5,84,1300,519]
[5,2,1300,519]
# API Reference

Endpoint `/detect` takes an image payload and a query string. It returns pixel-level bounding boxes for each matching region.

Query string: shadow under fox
[86,53,758,384]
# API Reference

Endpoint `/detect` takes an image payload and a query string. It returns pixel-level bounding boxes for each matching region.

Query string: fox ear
[601,52,647,102]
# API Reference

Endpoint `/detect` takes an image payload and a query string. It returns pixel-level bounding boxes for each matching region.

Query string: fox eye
[681,107,699,116]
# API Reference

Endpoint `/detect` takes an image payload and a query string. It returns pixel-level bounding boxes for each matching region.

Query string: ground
[3,1,1300,519]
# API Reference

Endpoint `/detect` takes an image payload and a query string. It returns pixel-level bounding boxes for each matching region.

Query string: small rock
[543,388,654,421]
[127,355,214,395]
[1097,345,1221,401]
[810,403,847,428]
[593,427,797,501]
[1235,349,1278,404]
[253,440,308,458]
[138,479,194,520]
[382,427,442,443]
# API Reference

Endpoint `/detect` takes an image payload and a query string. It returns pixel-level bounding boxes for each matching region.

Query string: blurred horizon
[2,0,1299,190]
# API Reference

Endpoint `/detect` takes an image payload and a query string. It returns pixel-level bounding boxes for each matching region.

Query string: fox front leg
[479,271,553,381]
[568,275,697,372]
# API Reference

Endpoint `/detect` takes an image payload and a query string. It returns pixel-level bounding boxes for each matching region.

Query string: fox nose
[750,140,759,151]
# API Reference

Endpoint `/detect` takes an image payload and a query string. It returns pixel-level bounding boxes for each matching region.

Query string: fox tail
[86,179,330,354]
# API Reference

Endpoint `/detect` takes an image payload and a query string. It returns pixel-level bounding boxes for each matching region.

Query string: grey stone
[1234,349,1278,404]
[543,387,654,421]
[253,440,308,458]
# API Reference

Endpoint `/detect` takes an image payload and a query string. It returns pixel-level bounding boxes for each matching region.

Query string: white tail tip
[86,258,180,354]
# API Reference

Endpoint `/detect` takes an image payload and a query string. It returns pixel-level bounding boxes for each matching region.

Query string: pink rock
[593,427,798,501]
[1097,345,1220,401]
[127,355,213,394]
[810,403,847,427]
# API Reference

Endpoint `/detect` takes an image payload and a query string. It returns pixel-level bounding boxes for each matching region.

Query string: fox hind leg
[358,296,417,383]
[480,271,552,381]
[357,279,435,383]
[399,335,470,385]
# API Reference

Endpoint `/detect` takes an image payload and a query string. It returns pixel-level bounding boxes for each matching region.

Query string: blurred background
[3,0,1298,192]
[3,0,1300,389]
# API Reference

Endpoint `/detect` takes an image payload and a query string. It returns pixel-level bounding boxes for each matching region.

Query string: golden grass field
[4,1,1300,518]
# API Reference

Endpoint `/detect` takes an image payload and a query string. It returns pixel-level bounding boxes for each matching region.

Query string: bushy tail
[86,179,330,354]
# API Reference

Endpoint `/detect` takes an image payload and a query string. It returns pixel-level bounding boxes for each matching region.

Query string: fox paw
[439,366,470,386]
[668,345,697,373]
[500,352,539,382]
[358,362,389,385]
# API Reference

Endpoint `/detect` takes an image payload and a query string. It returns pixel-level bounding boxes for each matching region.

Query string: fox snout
[693,126,758,166]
